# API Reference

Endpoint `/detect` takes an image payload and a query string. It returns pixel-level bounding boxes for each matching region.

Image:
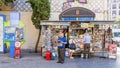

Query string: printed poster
[108,44,117,59]
[0,16,3,52]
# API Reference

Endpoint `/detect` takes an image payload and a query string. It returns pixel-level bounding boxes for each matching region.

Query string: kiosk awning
[40,21,117,26]
[40,21,70,26]
[91,21,117,25]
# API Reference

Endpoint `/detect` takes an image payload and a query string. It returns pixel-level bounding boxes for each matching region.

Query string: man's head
[85,33,89,36]
[59,32,64,38]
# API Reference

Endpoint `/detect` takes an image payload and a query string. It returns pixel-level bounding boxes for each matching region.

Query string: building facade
[50,0,109,21]
[11,0,119,21]
[1,0,119,21]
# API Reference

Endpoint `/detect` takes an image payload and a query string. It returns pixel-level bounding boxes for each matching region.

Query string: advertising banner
[81,23,88,28]
[108,44,117,59]
[0,16,4,52]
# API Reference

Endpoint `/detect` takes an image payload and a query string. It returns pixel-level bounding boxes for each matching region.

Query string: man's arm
[83,36,86,42]
[90,36,92,43]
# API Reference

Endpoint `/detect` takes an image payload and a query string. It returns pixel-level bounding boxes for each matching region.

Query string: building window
[119,10,120,15]
[112,10,116,18]
[119,4,120,9]
[112,4,116,9]
[112,16,116,19]
[112,11,116,15]
[112,0,117,2]
[78,0,87,3]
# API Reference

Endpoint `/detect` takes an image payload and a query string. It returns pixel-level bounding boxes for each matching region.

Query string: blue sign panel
[62,17,76,21]
[69,17,76,21]
[10,41,15,57]
[4,26,16,41]
[62,18,69,21]
[62,17,94,21]
[78,17,94,21]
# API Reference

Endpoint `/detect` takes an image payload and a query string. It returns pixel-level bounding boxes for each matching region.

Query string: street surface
[0,48,120,68]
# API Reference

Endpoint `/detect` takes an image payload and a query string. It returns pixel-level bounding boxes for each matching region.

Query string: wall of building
[108,0,120,20]
[50,0,108,21]
[0,11,41,51]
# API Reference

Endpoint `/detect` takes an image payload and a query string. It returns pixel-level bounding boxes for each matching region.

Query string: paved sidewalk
[0,52,120,68]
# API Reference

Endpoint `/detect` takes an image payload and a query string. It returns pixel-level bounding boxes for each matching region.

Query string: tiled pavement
[0,49,120,68]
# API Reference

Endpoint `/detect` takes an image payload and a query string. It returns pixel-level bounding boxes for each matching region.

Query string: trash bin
[46,51,51,61]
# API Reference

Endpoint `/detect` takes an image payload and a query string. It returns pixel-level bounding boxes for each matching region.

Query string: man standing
[57,32,67,64]
[83,33,92,58]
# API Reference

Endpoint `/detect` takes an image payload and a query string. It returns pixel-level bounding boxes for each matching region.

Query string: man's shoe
[83,57,86,59]
[61,62,64,64]
[70,57,74,59]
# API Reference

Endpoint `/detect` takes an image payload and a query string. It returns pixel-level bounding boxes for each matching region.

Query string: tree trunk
[35,26,41,53]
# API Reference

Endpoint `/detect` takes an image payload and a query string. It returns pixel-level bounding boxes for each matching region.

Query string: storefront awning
[92,21,117,25]
[40,21,70,26]
[40,21,117,26]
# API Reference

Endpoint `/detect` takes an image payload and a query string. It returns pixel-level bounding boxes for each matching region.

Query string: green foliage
[0,0,14,6]
[0,0,15,10]
[4,0,15,6]
[0,0,4,6]
[26,0,50,29]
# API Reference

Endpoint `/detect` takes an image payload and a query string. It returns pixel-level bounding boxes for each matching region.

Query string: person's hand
[60,41,63,44]
[62,42,67,44]
[61,42,65,44]
[58,41,62,44]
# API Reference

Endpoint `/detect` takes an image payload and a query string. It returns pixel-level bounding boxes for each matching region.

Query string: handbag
[69,43,76,50]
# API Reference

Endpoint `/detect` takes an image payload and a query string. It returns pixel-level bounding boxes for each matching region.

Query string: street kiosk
[4,12,25,58]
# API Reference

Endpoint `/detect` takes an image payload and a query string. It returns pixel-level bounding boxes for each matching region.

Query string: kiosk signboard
[0,16,4,52]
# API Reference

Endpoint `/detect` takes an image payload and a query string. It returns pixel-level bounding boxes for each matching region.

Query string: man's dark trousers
[83,43,90,58]
[58,48,65,63]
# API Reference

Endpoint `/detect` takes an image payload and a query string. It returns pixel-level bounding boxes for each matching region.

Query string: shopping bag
[69,43,76,50]
[65,50,69,57]
[51,52,57,60]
